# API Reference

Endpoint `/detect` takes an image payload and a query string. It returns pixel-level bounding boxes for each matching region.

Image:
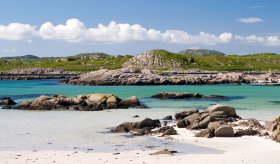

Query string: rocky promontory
[1,94,146,111]
[63,67,280,86]
[0,68,78,80]
[122,50,184,70]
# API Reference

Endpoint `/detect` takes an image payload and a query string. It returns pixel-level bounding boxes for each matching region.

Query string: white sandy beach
[0,108,279,164]
[0,124,279,164]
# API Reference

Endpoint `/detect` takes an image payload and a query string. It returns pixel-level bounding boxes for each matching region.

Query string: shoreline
[62,68,280,86]
[0,124,279,164]
[0,74,78,80]
[1,68,280,86]
[0,79,279,163]
[0,105,279,164]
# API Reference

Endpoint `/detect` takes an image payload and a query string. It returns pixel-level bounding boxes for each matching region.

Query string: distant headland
[0,48,280,72]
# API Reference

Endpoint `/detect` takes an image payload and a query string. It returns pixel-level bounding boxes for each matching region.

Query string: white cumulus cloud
[38,18,232,45]
[0,18,280,47]
[235,35,280,46]
[266,36,280,46]
[238,17,263,23]
[39,19,86,42]
[0,23,36,40]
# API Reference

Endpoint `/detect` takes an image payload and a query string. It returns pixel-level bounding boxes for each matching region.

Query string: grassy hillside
[0,50,280,72]
[193,53,280,71]
[178,49,225,56]
[146,50,280,71]
[0,55,132,72]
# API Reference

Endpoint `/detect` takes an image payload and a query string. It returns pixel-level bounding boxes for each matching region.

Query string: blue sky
[0,0,279,56]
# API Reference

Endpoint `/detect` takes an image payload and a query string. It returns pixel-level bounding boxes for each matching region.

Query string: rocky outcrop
[206,104,237,117]
[6,68,65,75]
[0,68,77,80]
[195,129,215,138]
[14,94,146,111]
[111,104,277,142]
[149,149,178,155]
[151,92,224,99]
[175,109,199,120]
[122,50,183,70]
[120,96,144,108]
[0,97,17,109]
[235,128,258,137]
[62,67,279,86]
[0,97,16,106]
[175,104,238,130]
[162,115,173,120]
[63,68,161,85]
[207,121,226,130]
[213,72,246,84]
[270,117,280,143]
[112,118,177,136]
[174,104,264,138]
[214,125,235,137]
[238,119,264,129]
[271,125,280,143]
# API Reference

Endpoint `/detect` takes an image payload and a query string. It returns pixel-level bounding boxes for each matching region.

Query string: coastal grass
[152,50,280,71]
[0,50,280,72]
[0,56,132,72]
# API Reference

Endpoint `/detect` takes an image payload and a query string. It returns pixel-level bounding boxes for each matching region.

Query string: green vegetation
[149,49,280,71]
[178,49,225,56]
[1,54,40,60]
[0,50,280,72]
[0,54,132,72]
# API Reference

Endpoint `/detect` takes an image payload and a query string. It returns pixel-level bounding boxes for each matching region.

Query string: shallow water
[0,109,183,152]
[0,80,279,151]
[0,80,279,119]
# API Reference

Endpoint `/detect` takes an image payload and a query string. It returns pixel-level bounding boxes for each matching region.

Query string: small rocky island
[1,94,146,110]
[151,92,225,99]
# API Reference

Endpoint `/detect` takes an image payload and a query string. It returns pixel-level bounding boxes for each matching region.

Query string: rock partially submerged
[151,92,225,99]
[14,94,146,111]
[112,118,161,133]
[0,97,16,106]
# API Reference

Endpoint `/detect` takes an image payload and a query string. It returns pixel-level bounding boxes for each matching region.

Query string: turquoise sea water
[0,79,279,151]
[0,79,279,120]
